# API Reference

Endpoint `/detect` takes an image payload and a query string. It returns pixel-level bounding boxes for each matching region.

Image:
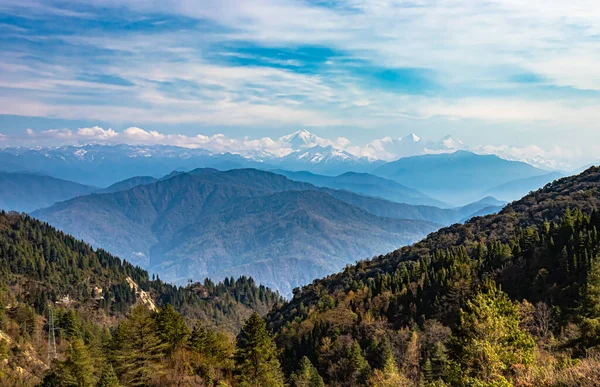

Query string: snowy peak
[288,145,353,164]
[402,133,422,143]
[427,135,465,152]
[279,129,326,149]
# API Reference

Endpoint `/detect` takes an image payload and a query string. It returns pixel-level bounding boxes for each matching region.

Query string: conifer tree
[289,356,324,387]
[368,349,411,387]
[68,339,95,387]
[235,313,284,387]
[449,280,534,385]
[41,339,95,387]
[110,305,167,386]
[97,364,121,387]
[347,341,371,385]
[155,304,189,350]
[580,257,600,345]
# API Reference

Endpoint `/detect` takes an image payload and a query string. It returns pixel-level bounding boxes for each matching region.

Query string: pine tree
[41,360,78,387]
[68,339,95,387]
[235,313,284,387]
[110,305,167,386]
[429,341,449,380]
[403,330,420,382]
[289,356,324,387]
[97,364,121,387]
[347,341,371,385]
[580,257,600,345]
[449,280,535,385]
[368,349,411,387]
[40,340,95,387]
[155,304,190,350]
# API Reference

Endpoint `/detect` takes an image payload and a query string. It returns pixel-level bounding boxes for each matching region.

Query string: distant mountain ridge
[0,172,98,212]
[32,168,441,295]
[271,169,446,206]
[0,145,277,186]
[485,172,564,201]
[373,150,549,205]
[0,130,558,189]
[100,169,505,225]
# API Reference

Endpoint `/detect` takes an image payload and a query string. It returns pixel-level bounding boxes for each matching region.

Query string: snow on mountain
[1,128,565,173]
[276,145,377,174]
[426,135,465,153]
[361,133,468,161]
[293,145,353,164]
[278,129,350,152]
[279,129,324,149]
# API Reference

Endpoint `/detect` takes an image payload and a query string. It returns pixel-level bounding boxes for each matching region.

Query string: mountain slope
[150,190,437,294]
[32,169,439,294]
[0,172,98,212]
[272,169,445,206]
[267,167,600,384]
[485,171,563,201]
[102,175,158,193]
[0,211,281,330]
[0,211,283,384]
[454,195,506,218]
[373,150,549,204]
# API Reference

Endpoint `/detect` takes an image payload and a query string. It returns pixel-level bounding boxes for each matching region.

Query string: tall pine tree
[235,313,284,387]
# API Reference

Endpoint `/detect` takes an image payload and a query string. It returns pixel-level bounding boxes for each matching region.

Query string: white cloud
[0,0,600,161]
[77,126,119,140]
[25,128,74,139]
[123,127,166,142]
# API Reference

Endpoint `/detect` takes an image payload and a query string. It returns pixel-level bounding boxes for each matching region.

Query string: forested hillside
[266,166,600,386]
[4,168,600,386]
[0,212,282,385]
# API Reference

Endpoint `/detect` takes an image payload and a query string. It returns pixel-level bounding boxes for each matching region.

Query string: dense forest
[3,167,600,385]
[268,166,600,386]
[0,212,282,385]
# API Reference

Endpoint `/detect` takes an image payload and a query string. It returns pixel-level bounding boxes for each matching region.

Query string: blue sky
[0,0,599,168]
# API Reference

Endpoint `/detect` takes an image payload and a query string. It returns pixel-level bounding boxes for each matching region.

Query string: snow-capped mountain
[361,133,463,161]
[277,145,379,175]
[279,129,327,149]
[426,135,465,153]
[0,128,563,186]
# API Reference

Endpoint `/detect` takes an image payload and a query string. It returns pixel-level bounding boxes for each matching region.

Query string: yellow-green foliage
[449,281,535,386]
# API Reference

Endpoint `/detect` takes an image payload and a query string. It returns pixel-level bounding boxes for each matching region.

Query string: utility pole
[47,303,57,363]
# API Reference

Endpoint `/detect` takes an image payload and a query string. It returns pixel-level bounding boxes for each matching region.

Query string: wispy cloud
[0,0,598,158]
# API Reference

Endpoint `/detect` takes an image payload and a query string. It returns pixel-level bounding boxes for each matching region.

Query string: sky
[0,0,599,169]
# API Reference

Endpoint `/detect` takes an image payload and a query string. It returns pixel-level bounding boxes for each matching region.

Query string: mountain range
[0,172,97,212]
[271,169,446,206]
[0,140,557,206]
[2,157,599,386]
[373,150,550,205]
[484,171,564,201]
[31,169,441,294]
